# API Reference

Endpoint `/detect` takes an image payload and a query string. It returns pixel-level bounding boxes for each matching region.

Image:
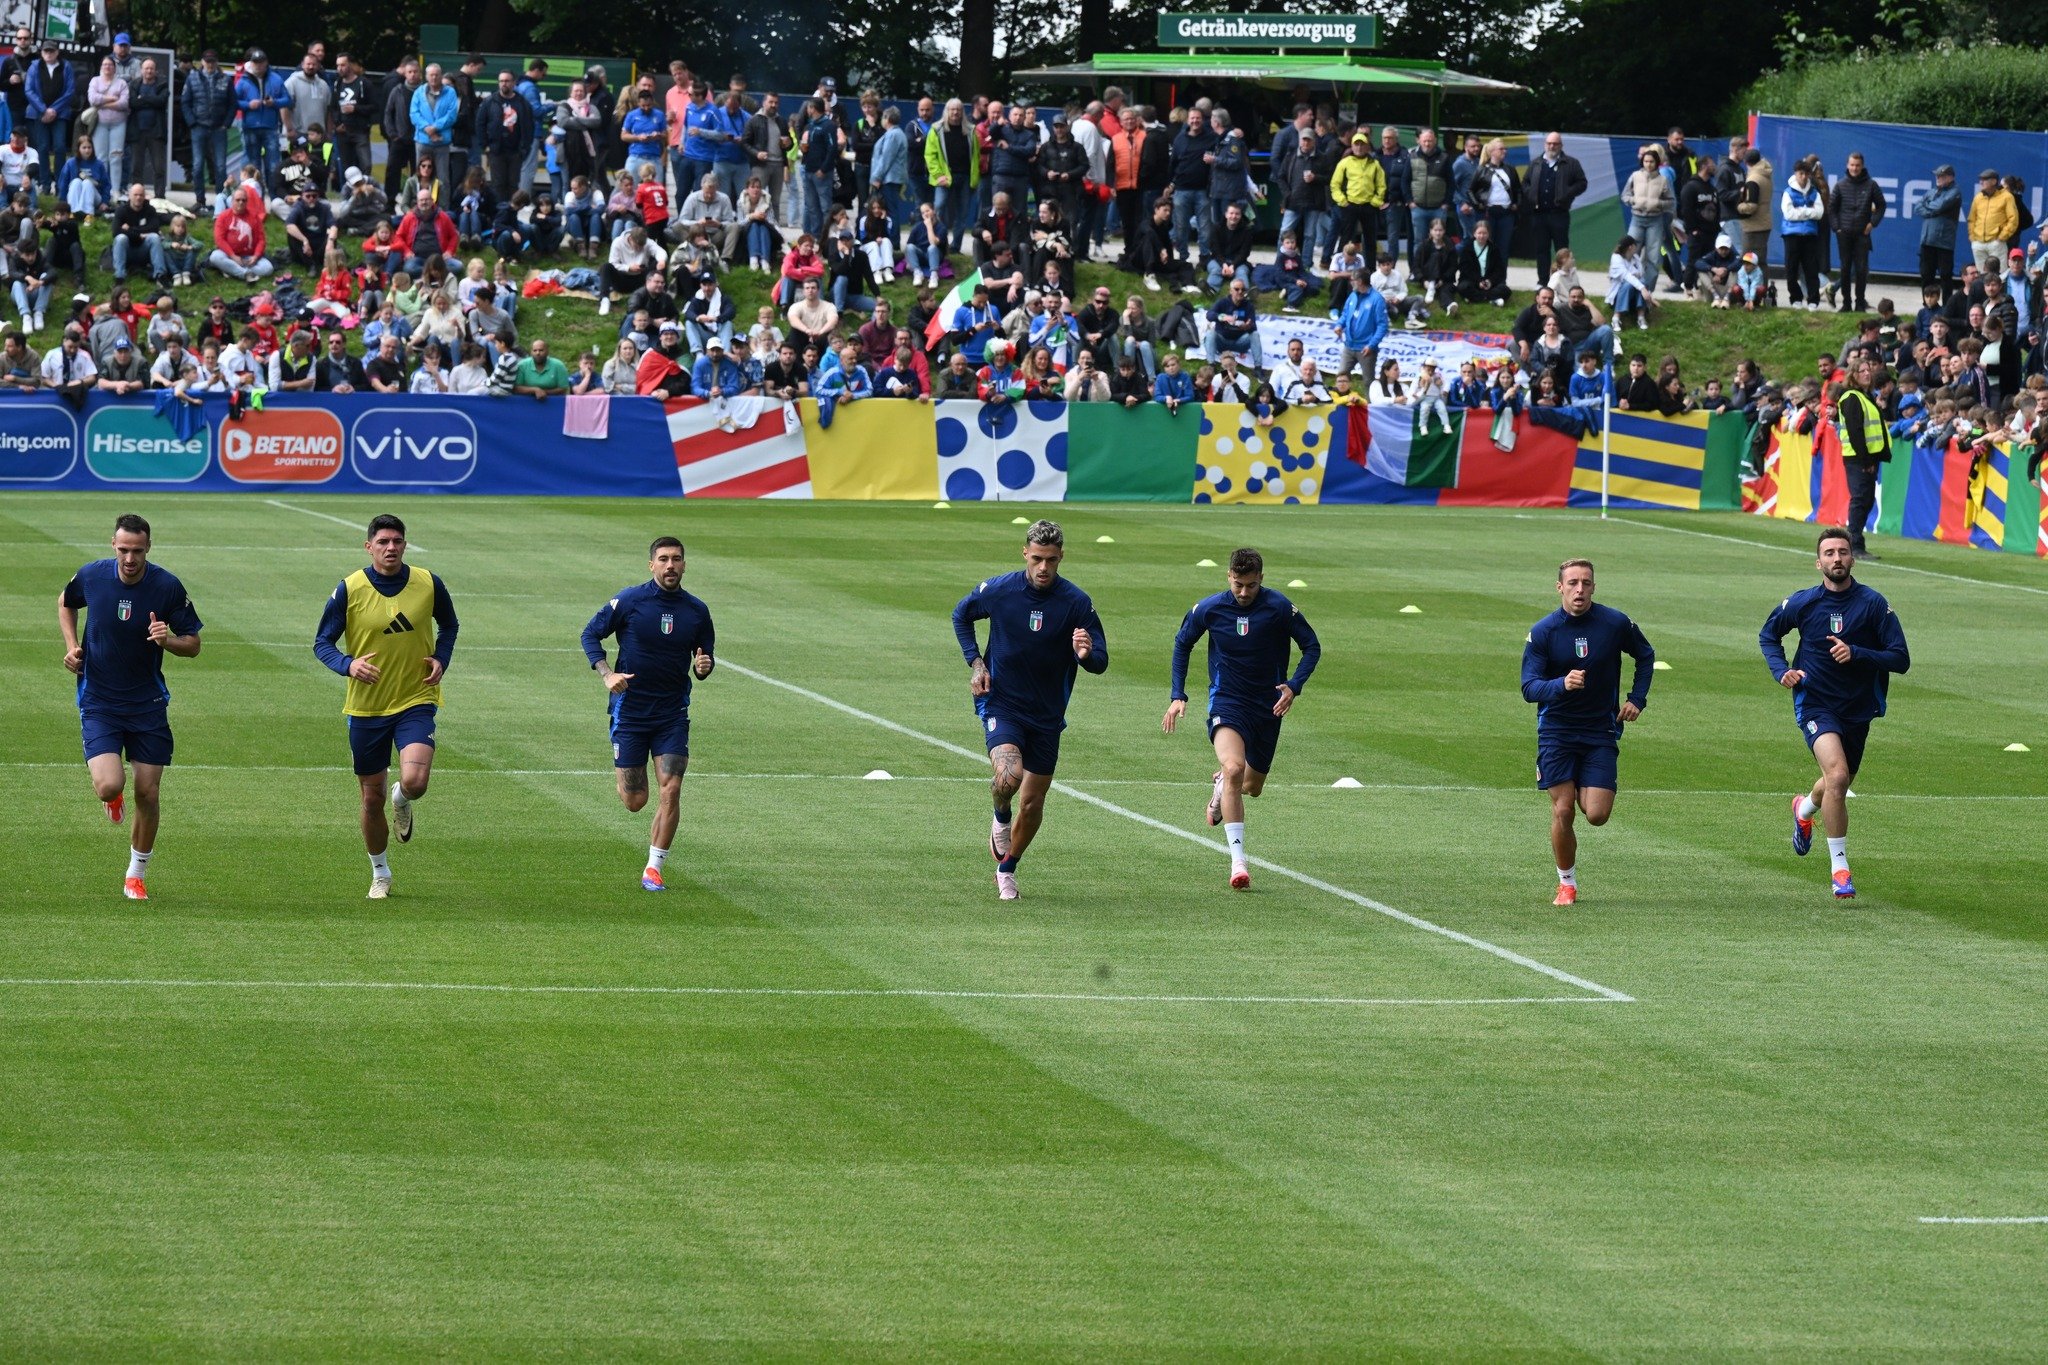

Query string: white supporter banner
[1252,313,1514,384]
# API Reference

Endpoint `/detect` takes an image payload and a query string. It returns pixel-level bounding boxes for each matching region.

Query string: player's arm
[1286,609,1321,694]
[694,611,715,679]
[1164,606,1203,730]
[1075,607,1108,674]
[581,599,636,694]
[951,588,990,693]
[57,579,85,673]
[1620,619,1653,720]
[426,573,458,682]
[147,610,202,658]
[1759,598,1801,687]
[313,580,356,676]
[1858,608,1910,675]
[1520,625,1566,703]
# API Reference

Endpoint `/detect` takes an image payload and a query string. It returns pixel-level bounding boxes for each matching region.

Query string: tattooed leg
[989,744,1023,819]
[617,762,650,813]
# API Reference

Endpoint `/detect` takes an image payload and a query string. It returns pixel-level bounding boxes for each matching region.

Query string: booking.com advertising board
[0,393,680,496]
[1750,114,2047,277]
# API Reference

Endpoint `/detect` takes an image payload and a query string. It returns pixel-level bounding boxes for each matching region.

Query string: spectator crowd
[3,29,2046,455]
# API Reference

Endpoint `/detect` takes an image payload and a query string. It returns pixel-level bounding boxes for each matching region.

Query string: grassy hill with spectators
[70,212,1869,398]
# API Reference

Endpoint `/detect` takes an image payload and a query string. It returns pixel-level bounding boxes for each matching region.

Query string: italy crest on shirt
[1829,612,1844,633]
[1236,616,1249,636]
[660,613,674,635]
[1029,610,1043,631]
[1573,637,1588,658]
[118,600,133,621]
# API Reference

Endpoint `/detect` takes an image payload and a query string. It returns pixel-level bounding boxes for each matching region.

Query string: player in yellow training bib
[313,513,458,899]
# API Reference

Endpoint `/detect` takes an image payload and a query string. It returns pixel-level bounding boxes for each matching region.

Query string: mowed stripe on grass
[1,494,2045,1354]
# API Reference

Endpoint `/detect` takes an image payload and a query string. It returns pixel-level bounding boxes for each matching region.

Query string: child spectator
[1412,359,1450,434]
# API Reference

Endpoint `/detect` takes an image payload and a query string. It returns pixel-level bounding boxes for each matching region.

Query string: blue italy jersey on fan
[1759,580,1909,726]
[582,582,716,723]
[63,560,202,717]
[952,571,1108,732]
[1521,604,1655,745]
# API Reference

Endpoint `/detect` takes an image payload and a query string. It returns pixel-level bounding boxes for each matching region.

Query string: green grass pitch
[2,493,2045,1356]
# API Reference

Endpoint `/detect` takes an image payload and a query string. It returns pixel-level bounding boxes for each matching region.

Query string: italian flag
[925,267,982,350]
[1359,404,1463,487]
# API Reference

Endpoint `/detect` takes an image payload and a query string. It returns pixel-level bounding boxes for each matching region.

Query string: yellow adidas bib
[340,566,443,717]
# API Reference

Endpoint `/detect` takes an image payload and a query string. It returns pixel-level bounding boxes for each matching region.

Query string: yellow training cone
[1653,660,1673,671]
[2006,742,2032,752]
[1196,558,1217,567]
[1096,535,1116,543]
[1398,604,1422,614]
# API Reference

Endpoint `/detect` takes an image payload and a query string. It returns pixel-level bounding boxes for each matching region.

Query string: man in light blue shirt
[409,63,461,186]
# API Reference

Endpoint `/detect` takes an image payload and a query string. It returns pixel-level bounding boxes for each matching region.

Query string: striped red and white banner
[666,398,812,498]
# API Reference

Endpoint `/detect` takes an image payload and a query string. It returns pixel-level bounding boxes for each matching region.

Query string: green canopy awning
[1011,52,1524,97]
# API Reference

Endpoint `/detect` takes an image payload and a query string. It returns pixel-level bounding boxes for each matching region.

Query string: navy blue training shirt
[581,582,716,723]
[1759,579,1909,724]
[952,570,1108,731]
[1521,602,1656,744]
[63,560,202,715]
[1170,588,1321,713]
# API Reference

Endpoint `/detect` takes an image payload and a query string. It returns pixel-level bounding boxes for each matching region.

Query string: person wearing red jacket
[776,232,826,306]
[392,190,460,273]
[208,185,274,282]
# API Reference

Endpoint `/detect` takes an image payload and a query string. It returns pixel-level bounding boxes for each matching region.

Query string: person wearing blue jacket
[690,336,745,397]
[23,39,73,193]
[178,50,235,204]
[233,48,292,191]
[1336,269,1389,381]
[1152,350,1196,411]
[870,107,910,232]
[1207,111,1246,239]
[1778,162,1826,308]
[409,64,462,186]
[1914,163,1962,296]
[988,105,1038,209]
[1377,125,1413,265]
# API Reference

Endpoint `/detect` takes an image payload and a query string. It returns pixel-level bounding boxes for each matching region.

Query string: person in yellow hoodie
[1967,168,2019,275]
[313,513,459,899]
[1329,131,1386,274]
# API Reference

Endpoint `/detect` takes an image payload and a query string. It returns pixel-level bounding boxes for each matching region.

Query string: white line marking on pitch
[2,761,2035,804]
[0,978,1618,1008]
[264,499,429,552]
[717,660,1635,1003]
[1918,1215,2048,1225]
[1606,515,2048,598]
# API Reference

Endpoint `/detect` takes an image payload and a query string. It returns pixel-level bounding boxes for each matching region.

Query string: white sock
[370,852,391,879]
[648,845,669,870]
[1558,865,1577,887]
[392,784,412,808]
[1796,794,1819,821]
[1225,822,1246,863]
[126,848,152,880]
[1826,837,1849,874]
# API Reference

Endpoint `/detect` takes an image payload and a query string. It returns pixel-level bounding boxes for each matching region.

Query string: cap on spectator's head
[113,31,130,44]
[246,47,267,62]
[344,166,365,186]
[1350,132,1369,144]
[1742,251,1757,263]
[2012,248,2026,259]
[291,134,309,149]
[39,37,57,50]
[113,336,133,349]
[659,319,681,333]
[819,76,836,89]
[1051,114,1068,125]
[72,292,91,304]
[1935,163,1955,177]
[200,48,217,61]
[705,335,726,350]
[1981,168,2000,181]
